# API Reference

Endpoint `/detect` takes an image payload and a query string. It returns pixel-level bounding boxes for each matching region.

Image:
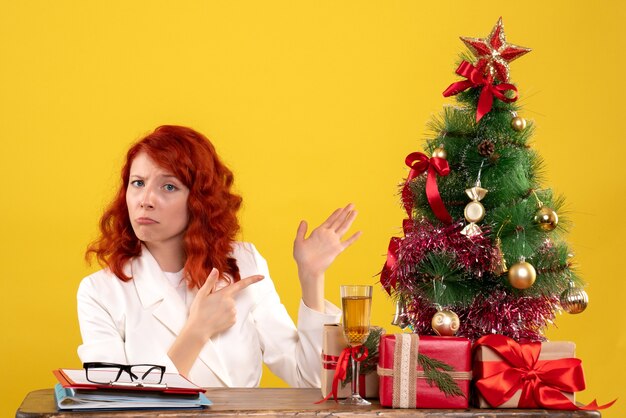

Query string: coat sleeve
[245,243,341,388]
[76,274,129,364]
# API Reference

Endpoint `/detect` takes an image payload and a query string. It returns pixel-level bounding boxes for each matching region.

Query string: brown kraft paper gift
[320,324,381,399]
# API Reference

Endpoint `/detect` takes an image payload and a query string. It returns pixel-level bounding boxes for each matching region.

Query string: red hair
[86,125,242,287]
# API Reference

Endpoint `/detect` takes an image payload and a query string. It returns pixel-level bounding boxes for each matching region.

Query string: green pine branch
[414,252,482,306]
[417,353,465,398]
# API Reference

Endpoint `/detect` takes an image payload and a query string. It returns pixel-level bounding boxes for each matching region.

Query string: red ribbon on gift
[321,354,367,395]
[317,345,369,403]
[402,152,452,224]
[443,61,519,122]
[474,334,616,410]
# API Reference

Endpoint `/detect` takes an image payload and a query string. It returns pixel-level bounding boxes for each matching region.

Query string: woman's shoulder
[230,241,265,264]
[77,267,131,296]
[231,241,258,254]
[230,241,274,290]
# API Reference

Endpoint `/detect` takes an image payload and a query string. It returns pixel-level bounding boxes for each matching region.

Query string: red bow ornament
[386,153,452,295]
[380,220,414,295]
[402,152,453,224]
[474,334,615,410]
[443,61,519,122]
[380,237,400,295]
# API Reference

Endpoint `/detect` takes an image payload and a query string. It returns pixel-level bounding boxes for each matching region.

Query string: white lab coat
[77,242,341,388]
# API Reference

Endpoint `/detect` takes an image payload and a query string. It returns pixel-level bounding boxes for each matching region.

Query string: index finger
[199,268,220,295]
[224,274,265,294]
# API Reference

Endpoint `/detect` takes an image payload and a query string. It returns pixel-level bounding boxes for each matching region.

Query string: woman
[77,125,360,388]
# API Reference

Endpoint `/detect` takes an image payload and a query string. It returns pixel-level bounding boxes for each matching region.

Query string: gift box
[473,334,581,409]
[377,334,471,408]
[320,324,382,399]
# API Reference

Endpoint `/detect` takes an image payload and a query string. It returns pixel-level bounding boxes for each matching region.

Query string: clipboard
[54,368,206,395]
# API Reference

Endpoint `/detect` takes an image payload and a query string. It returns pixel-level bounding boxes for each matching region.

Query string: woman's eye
[164,184,178,192]
[130,180,144,187]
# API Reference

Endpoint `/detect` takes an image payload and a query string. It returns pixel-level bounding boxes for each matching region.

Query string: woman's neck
[144,241,186,273]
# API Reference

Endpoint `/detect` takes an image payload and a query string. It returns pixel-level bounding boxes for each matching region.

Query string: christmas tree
[381,18,589,342]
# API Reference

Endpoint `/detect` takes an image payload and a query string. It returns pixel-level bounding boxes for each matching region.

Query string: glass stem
[351,355,360,397]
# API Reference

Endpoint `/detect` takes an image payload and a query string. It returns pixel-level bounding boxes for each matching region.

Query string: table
[16,388,601,418]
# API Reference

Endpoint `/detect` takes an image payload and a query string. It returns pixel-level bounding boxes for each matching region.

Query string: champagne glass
[340,285,372,406]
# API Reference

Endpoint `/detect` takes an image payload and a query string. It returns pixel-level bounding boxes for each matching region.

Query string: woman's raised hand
[293,203,361,311]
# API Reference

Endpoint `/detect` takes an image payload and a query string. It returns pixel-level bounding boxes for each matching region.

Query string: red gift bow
[402,152,452,224]
[317,345,369,403]
[443,61,519,122]
[474,334,616,410]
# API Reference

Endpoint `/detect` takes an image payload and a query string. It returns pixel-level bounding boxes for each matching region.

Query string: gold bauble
[560,284,589,314]
[508,261,536,289]
[534,206,559,231]
[432,147,447,159]
[431,310,460,336]
[511,116,527,131]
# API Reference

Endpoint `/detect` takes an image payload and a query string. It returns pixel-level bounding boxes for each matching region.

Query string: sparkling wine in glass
[340,285,372,406]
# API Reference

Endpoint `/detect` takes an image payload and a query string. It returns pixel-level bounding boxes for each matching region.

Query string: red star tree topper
[461,17,531,82]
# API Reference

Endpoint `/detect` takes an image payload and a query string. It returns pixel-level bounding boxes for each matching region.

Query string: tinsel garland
[403,291,558,342]
[394,218,494,287]
[391,218,558,341]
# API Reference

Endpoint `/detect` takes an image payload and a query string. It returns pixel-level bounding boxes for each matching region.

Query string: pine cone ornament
[478,140,495,157]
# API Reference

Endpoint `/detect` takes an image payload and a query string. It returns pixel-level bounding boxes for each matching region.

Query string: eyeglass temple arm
[139,366,163,381]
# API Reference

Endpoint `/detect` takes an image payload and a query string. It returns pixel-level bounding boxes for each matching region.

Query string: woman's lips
[136,217,158,225]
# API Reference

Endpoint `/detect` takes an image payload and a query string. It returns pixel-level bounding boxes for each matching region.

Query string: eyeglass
[83,362,166,388]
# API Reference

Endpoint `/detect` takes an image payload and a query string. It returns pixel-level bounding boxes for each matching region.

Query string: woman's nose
[140,188,155,209]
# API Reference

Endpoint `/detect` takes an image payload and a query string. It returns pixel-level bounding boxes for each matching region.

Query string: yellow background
[1,1,624,416]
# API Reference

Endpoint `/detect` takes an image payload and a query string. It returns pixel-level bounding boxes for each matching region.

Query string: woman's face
[126,152,190,249]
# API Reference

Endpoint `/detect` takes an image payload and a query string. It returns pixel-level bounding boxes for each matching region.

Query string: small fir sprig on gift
[418,353,465,398]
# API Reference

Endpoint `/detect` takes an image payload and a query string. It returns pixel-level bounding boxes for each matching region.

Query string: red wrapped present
[320,324,382,400]
[473,334,615,411]
[377,333,471,408]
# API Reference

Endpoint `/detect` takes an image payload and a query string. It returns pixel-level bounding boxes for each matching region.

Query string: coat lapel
[132,246,233,386]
